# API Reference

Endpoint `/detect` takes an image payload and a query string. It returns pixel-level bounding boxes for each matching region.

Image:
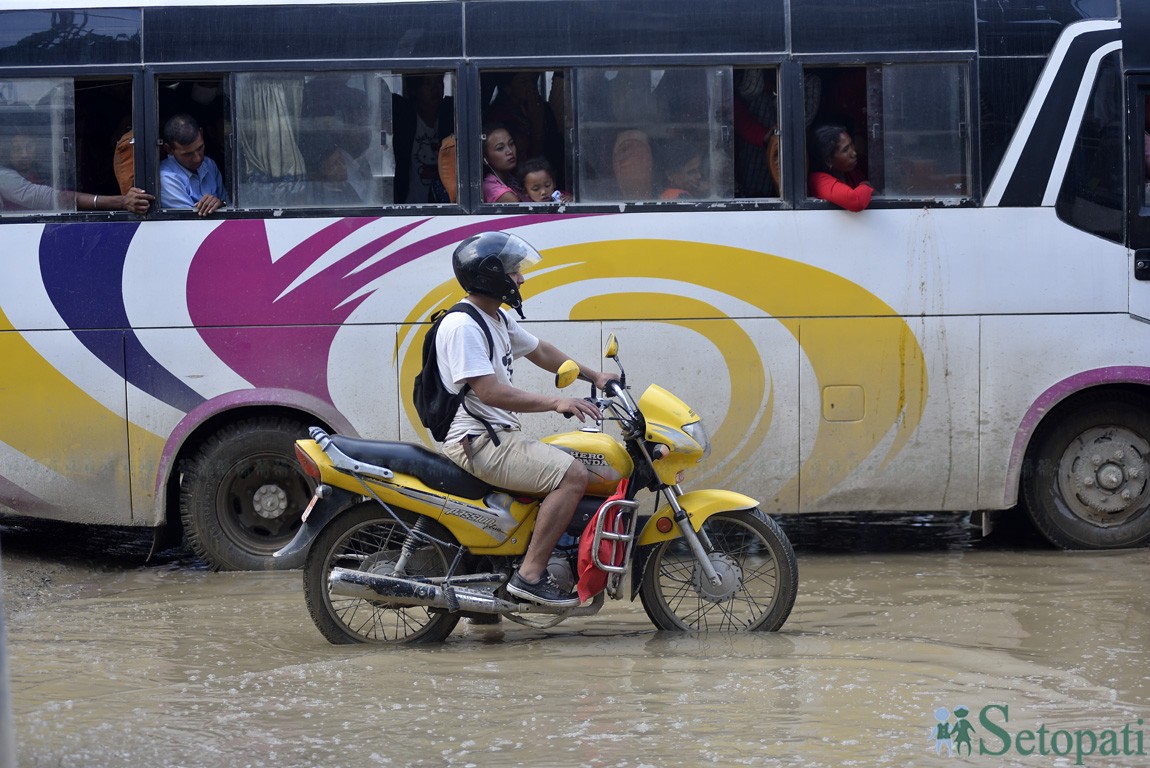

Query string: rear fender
[636,489,758,546]
[272,486,361,561]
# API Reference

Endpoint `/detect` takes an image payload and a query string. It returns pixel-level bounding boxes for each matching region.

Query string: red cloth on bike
[576,480,630,602]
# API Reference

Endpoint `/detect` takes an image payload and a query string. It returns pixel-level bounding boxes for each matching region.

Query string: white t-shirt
[435,299,539,443]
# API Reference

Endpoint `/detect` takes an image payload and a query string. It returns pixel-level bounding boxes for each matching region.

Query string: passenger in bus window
[807,123,873,212]
[393,73,455,204]
[481,124,528,203]
[611,129,655,200]
[485,71,565,190]
[520,157,570,204]
[658,138,708,200]
[1,114,152,215]
[160,113,228,216]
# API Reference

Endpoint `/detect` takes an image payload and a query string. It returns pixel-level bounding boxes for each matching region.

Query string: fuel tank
[543,430,634,496]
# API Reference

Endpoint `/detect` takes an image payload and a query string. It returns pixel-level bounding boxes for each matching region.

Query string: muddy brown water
[2,513,1148,767]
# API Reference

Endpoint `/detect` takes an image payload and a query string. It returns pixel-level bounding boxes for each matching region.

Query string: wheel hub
[252,484,289,520]
[692,552,743,602]
[1059,429,1150,526]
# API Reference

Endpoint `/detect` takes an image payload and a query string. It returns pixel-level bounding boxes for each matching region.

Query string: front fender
[273,486,361,561]
[636,489,758,546]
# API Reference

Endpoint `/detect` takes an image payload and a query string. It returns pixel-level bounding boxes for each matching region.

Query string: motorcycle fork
[662,485,722,587]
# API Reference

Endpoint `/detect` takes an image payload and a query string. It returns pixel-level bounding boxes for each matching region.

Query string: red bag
[576,480,630,602]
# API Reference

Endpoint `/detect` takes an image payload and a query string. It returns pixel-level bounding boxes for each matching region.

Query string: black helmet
[451,231,542,317]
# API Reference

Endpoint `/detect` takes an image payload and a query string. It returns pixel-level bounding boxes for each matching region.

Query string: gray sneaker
[506,571,580,608]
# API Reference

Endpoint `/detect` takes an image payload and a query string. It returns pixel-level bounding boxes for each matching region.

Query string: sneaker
[506,571,580,608]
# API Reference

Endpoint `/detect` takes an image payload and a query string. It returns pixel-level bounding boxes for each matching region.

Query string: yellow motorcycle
[276,335,797,644]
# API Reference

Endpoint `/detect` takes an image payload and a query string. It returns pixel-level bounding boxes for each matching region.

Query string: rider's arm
[465,373,601,421]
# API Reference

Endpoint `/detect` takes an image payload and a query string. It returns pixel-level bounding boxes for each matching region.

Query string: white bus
[0,0,1147,569]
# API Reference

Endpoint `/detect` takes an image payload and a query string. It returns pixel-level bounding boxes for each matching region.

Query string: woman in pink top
[807,123,873,212]
[481,124,528,203]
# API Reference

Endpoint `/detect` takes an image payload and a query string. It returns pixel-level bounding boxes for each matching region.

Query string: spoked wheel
[639,508,797,632]
[303,503,461,645]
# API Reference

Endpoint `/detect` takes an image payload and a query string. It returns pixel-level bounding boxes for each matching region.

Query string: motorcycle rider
[436,231,618,607]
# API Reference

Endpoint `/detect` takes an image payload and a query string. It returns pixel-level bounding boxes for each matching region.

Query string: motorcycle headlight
[683,420,710,460]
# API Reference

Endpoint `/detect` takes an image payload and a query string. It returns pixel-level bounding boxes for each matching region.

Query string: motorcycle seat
[328,434,493,499]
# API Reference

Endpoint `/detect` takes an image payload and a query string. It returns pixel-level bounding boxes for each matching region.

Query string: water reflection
[3,512,1148,767]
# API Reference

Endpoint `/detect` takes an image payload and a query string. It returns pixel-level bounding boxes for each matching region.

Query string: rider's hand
[590,370,620,392]
[555,397,601,422]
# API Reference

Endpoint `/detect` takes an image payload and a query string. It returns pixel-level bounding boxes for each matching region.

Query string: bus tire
[1021,392,1150,549]
[179,416,314,571]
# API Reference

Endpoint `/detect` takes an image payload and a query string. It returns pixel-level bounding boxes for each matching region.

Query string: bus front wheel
[1021,392,1150,549]
[179,416,314,570]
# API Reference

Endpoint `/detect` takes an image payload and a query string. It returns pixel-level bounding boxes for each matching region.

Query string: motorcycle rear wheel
[639,508,797,632]
[303,503,461,644]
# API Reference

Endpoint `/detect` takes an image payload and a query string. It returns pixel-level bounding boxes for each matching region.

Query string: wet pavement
[2,511,1148,767]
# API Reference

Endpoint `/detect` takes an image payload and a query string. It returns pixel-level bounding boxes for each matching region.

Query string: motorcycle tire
[303,502,462,645]
[639,507,797,632]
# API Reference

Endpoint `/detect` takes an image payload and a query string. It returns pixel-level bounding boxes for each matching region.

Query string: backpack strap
[446,302,502,447]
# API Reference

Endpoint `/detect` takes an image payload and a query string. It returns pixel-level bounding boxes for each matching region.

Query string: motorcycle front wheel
[639,508,797,632]
[303,502,461,645]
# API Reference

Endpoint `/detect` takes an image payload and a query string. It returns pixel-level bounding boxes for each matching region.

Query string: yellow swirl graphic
[399,239,927,507]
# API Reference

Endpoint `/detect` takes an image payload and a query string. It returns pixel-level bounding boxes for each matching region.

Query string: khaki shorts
[442,429,574,496]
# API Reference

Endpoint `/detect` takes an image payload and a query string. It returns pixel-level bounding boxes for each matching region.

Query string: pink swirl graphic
[186,216,548,404]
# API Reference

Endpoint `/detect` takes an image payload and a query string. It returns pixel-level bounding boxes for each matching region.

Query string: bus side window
[477,69,568,203]
[1055,51,1123,242]
[75,78,134,197]
[806,63,971,203]
[0,77,76,215]
[733,67,782,198]
[232,71,393,210]
[1141,94,1149,208]
[157,76,230,210]
[392,72,455,205]
[573,66,733,203]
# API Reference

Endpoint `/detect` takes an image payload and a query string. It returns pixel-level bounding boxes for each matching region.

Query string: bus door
[1124,3,1150,320]
[1128,74,1150,321]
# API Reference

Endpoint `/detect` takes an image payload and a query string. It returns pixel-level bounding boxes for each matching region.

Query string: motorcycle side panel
[636,489,759,545]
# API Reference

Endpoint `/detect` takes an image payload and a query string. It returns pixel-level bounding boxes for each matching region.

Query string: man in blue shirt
[159,114,227,216]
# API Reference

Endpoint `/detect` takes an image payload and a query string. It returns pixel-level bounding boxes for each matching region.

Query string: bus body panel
[3,205,1142,524]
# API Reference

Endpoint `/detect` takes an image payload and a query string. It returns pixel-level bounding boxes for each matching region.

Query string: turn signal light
[656,516,674,534]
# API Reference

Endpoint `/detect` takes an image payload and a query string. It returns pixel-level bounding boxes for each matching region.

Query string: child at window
[520,157,571,203]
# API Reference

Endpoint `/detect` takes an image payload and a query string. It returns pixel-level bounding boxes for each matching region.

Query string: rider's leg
[516,459,588,583]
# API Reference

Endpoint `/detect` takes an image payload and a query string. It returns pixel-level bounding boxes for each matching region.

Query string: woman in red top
[808,123,873,211]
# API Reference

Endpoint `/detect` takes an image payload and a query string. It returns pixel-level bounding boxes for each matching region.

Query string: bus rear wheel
[179,416,313,570]
[1022,392,1150,549]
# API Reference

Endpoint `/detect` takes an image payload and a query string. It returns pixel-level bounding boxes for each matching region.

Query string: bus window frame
[0,64,143,224]
[143,60,468,220]
[470,56,792,214]
[793,52,979,210]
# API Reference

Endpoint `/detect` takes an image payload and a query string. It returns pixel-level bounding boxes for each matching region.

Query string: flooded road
[3,513,1148,767]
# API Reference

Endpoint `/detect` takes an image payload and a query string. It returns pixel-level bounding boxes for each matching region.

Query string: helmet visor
[495,233,543,274]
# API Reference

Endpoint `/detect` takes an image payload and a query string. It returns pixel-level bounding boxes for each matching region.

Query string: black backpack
[412,302,503,445]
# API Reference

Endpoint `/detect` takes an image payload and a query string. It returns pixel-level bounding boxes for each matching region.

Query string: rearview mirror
[603,334,618,359]
[555,359,581,389]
